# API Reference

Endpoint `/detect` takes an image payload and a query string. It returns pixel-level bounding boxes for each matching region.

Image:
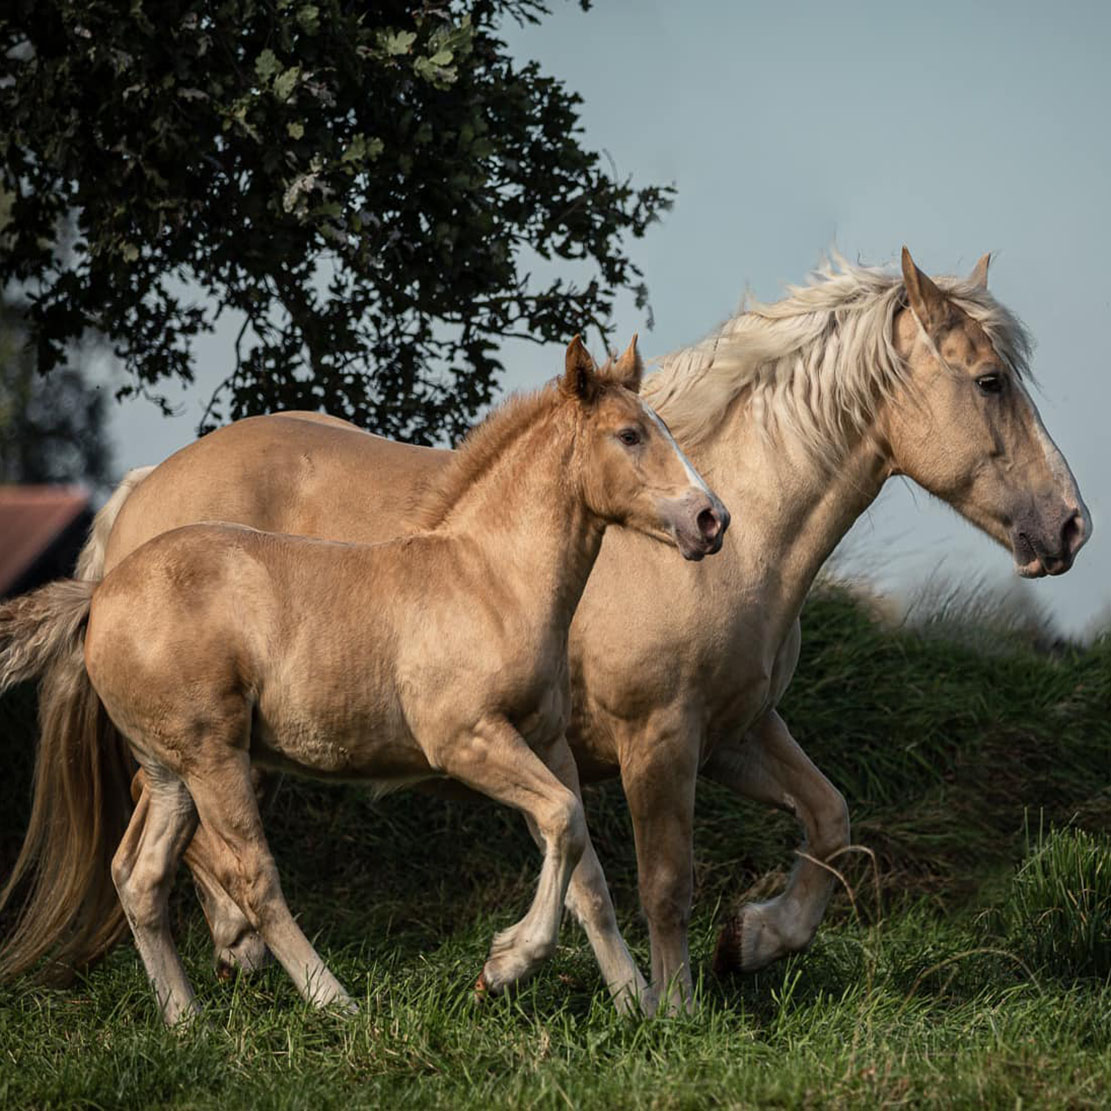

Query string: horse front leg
[703,710,849,973]
[619,717,700,1016]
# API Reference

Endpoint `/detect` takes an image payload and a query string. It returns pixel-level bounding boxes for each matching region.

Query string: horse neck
[687,395,890,630]
[436,415,605,636]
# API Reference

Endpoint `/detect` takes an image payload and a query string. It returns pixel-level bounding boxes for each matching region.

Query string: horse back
[104,413,450,575]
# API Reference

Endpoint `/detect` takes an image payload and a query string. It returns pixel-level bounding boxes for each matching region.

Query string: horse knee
[541,792,587,863]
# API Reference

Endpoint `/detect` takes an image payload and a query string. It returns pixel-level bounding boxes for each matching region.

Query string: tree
[0,295,113,487]
[0,1,672,443]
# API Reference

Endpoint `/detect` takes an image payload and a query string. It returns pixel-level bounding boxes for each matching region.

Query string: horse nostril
[1061,512,1083,556]
[697,507,720,539]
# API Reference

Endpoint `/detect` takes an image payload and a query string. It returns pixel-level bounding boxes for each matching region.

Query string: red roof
[0,486,91,595]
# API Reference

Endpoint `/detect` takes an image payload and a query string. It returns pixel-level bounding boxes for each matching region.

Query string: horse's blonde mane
[643,254,1033,466]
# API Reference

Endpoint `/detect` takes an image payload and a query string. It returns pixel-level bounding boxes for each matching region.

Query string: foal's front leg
[433,718,587,995]
[520,744,647,1013]
[703,710,850,973]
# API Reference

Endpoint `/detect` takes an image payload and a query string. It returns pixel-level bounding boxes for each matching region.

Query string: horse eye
[617,428,641,447]
[976,373,1005,395]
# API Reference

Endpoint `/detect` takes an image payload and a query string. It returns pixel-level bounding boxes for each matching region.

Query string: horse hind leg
[132,767,272,979]
[111,764,200,1026]
[184,749,356,1014]
[187,827,272,978]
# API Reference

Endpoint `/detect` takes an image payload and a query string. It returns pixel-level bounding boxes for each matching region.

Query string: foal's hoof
[213,933,273,981]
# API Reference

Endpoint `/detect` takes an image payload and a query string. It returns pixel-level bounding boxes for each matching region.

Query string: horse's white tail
[75,465,155,581]
[0,465,152,982]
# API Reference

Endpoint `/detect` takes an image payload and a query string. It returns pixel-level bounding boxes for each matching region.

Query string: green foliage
[0,1,672,442]
[771,584,1111,903]
[0,298,113,485]
[989,825,1111,981]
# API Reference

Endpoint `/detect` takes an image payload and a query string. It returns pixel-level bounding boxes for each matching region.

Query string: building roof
[0,485,91,596]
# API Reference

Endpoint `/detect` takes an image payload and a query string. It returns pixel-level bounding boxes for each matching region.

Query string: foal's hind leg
[704,710,850,974]
[112,765,200,1026]
[132,767,273,979]
[187,824,273,977]
[184,749,356,1013]
[433,721,587,995]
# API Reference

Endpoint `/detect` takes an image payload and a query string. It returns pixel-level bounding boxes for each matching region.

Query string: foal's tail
[0,468,152,982]
[0,580,95,691]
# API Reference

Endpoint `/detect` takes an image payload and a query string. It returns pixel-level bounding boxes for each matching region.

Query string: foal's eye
[617,428,641,447]
[976,373,1005,395]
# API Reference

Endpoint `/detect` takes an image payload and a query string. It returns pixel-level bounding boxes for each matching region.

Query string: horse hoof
[712,914,743,976]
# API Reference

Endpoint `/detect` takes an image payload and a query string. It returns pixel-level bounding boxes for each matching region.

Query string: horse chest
[569,595,789,774]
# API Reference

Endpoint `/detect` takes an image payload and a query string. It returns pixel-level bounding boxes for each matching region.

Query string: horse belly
[251,688,426,782]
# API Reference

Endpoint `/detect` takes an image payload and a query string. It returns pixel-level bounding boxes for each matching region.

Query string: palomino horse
[2,248,1089,1016]
[0,338,728,1024]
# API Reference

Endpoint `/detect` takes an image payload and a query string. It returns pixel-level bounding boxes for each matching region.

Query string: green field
[1,584,1109,1109]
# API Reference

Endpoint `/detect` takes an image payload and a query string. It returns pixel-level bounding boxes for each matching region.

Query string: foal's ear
[611,334,643,393]
[967,252,991,290]
[901,246,949,333]
[561,335,600,404]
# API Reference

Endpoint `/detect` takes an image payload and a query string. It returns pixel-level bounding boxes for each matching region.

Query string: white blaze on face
[1015,380,1091,545]
[640,400,713,497]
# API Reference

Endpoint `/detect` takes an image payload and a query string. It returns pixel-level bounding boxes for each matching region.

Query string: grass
[1,581,1109,1109]
[1,909,1108,1109]
[988,823,1111,981]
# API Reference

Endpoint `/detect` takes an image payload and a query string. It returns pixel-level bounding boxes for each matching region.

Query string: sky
[93,0,1111,635]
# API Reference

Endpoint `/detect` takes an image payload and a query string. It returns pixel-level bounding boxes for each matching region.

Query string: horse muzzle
[670,493,731,561]
[1011,504,1089,578]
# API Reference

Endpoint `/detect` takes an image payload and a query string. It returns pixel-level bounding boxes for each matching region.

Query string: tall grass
[988,823,1111,980]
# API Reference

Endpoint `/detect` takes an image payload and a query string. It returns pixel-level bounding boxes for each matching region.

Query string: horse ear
[968,252,991,290]
[561,335,599,404]
[901,246,949,333]
[612,334,643,393]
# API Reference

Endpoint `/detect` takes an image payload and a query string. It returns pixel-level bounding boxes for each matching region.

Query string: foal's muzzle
[671,492,731,561]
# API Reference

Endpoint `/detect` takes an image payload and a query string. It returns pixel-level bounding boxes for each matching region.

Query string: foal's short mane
[409,386,564,531]
[411,358,634,532]
[643,254,1033,466]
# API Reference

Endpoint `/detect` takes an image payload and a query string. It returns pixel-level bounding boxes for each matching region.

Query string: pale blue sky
[97,1,1111,634]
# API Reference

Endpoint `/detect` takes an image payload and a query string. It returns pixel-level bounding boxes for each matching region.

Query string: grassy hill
[1,582,1108,1108]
